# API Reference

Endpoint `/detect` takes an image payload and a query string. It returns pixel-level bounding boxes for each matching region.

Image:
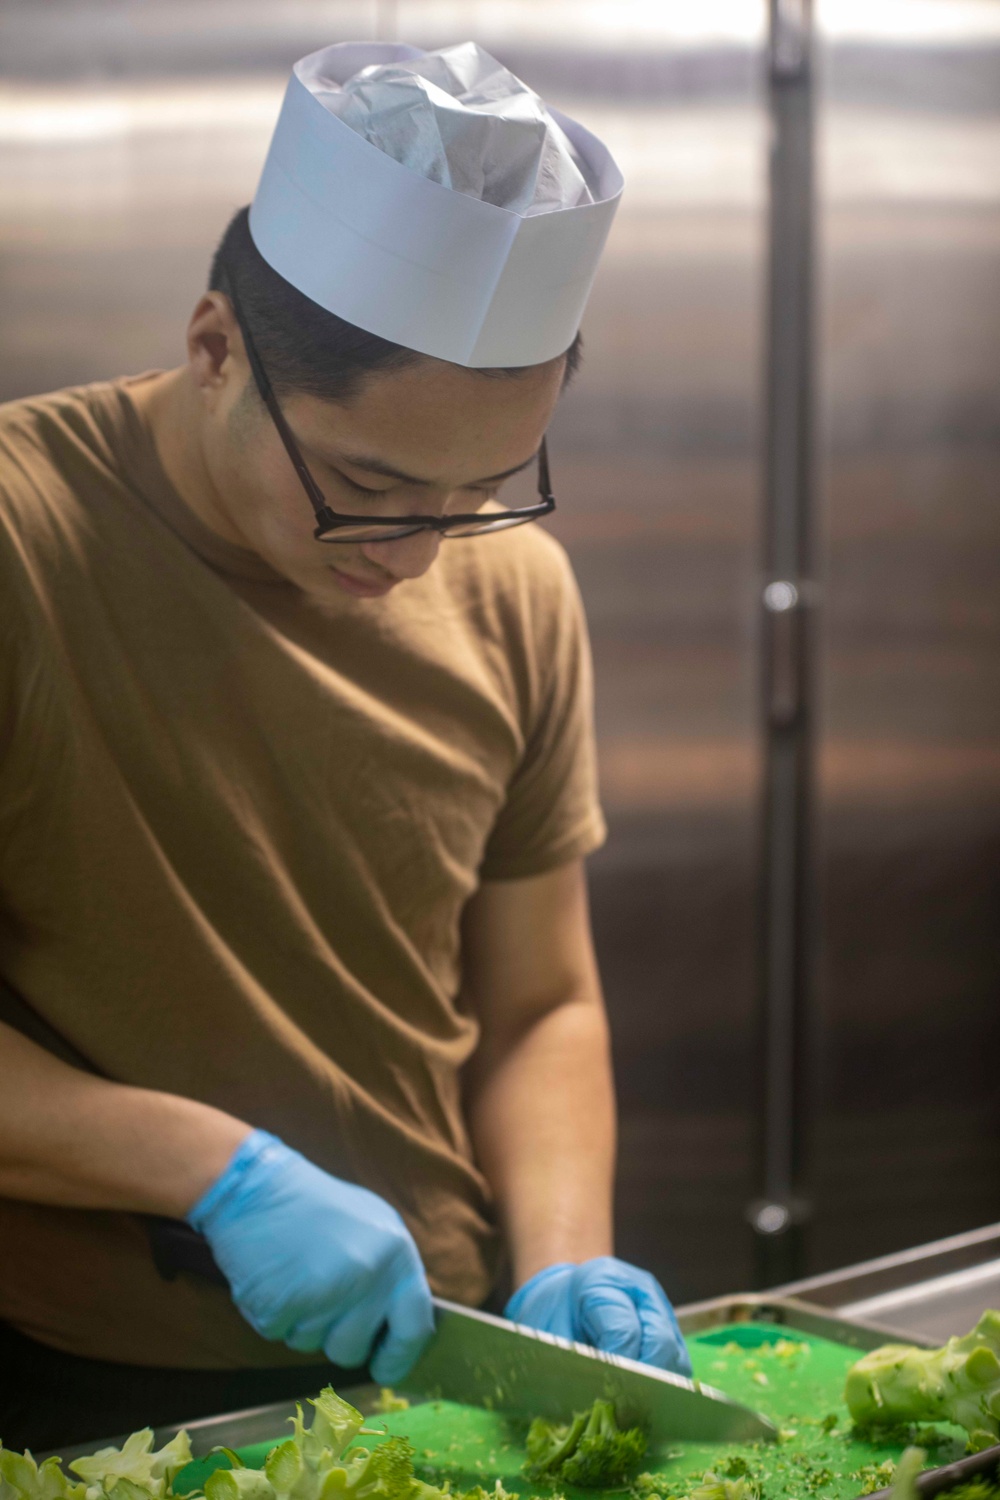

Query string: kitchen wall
[1,0,997,1299]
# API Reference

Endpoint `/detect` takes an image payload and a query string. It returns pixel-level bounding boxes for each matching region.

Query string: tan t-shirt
[0,377,605,1369]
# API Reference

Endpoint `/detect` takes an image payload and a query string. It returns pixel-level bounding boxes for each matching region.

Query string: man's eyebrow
[329,448,540,486]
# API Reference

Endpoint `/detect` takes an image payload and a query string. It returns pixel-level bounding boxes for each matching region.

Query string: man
[0,41,688,1450]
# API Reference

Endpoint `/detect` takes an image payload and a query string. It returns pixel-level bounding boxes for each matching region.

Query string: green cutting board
[175,1322,969,1500]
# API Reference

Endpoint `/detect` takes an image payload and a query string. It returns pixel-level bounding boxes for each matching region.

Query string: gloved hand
[187,1129,434,1383]
[504,1256,691,1375]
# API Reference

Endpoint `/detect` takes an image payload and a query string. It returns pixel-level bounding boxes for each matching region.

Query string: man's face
[198,312,565,607]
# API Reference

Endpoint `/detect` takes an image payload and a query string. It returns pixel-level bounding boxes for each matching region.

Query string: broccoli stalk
[524,1398,647,1488]
[845,1311,1000,1450]
[888,1448,927,1500]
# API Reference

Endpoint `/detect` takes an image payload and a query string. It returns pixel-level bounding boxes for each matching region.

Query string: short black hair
[208,207,582,404]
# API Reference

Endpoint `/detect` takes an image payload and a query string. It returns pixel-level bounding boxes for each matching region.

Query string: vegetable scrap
[846,1311,1000,1452]
[0,1428,193,1500]
[11,1316,1000,1500]
[887,1447,925,1500]
[945,1479,1000,1500]
[0,1392,465,1500]
[374,1396,412,1417]
[0,1392,642,1500]
[524,1401,647,1487]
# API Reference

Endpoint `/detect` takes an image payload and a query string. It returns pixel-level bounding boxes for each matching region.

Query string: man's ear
[187,292,246,400]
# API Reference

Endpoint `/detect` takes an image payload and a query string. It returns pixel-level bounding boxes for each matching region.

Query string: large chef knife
[399,1298,777,1448]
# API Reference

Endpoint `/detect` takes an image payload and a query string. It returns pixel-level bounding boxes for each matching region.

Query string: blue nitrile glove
[187,1129,434,1384]
[505,1256,691,1375]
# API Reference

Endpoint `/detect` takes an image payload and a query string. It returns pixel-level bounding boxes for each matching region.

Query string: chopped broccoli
[852,1460,899,1496]
[0,1429,194,1500]
[846,1311,1000,1450]
[308,1393,368,1462]
[684,1456,761,1500]
[204,1469,274,1500]
[686,1473,756,1500]
[525,1414,588,1481]
[459,1486,518,1500]
[0,1452,86,1500]
[524,1399,646,1488]
[888,1447,926,1500]
[371,1396,410,1418]
[948,1479,1000,1500]
[347,1438,419,1500]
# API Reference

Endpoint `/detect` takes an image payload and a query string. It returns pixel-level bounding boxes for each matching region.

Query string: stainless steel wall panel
[810,6,1000,1273]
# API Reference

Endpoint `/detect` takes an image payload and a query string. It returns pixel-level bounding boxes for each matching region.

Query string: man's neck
[130,369,248,549]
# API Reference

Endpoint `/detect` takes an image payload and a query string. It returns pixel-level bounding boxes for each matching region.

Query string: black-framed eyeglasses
[227,277,556,545]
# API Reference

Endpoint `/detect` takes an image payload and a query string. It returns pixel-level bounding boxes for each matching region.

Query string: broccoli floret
[560,1402,647,1488]
[349,1438,419,1500]
[525,1414,588,1481]
[845,1311,1000,1449]
[523,1400,646,1488]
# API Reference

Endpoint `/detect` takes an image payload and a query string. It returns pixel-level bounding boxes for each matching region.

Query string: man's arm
[0,1019,433,1380]
[0,1019,250,1214]
[460,858,616,1288]
[461,859,690,1373]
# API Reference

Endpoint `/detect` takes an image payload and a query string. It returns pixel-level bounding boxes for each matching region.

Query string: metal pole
[748,0,818,1287]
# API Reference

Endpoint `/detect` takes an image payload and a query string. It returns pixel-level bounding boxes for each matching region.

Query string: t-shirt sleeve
[479,542,606,881]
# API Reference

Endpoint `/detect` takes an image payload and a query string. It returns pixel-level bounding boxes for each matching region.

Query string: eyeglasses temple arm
[227,283,333,524]
[537,436,554,503]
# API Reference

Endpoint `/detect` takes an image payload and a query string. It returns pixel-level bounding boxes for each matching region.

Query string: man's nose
[360,527,442,581]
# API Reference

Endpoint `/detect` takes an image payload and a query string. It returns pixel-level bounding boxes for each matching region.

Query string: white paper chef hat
[249,41,624,368]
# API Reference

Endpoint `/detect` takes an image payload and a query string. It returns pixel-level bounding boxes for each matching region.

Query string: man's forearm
[465,984,616,1289]
[0,1020,250,1217]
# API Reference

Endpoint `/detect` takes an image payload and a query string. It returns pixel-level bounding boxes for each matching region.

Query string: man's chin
[325,562,397,599]
[286,564,397,615]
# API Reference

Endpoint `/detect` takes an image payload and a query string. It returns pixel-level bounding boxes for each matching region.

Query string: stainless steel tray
[772,1224,1000,1311]
[770,1224,1000,1344]
[675,1292,939,1350]
[866,1443,1000,1500]
[43,1383,382,1466]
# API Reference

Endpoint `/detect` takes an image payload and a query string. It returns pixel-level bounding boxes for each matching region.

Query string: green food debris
[686,1472,757,1500]
[851,1459,898,1495]
[887,1447,925,1500]
[947,1479,1000,1500]
[8,1317,990,1500]
[846,1311,1000,1451]
[524,1401,646,1488]
[374,1396,412,1417]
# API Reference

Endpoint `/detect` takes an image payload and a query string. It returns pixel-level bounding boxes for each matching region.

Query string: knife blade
[399,1298,777,1449]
